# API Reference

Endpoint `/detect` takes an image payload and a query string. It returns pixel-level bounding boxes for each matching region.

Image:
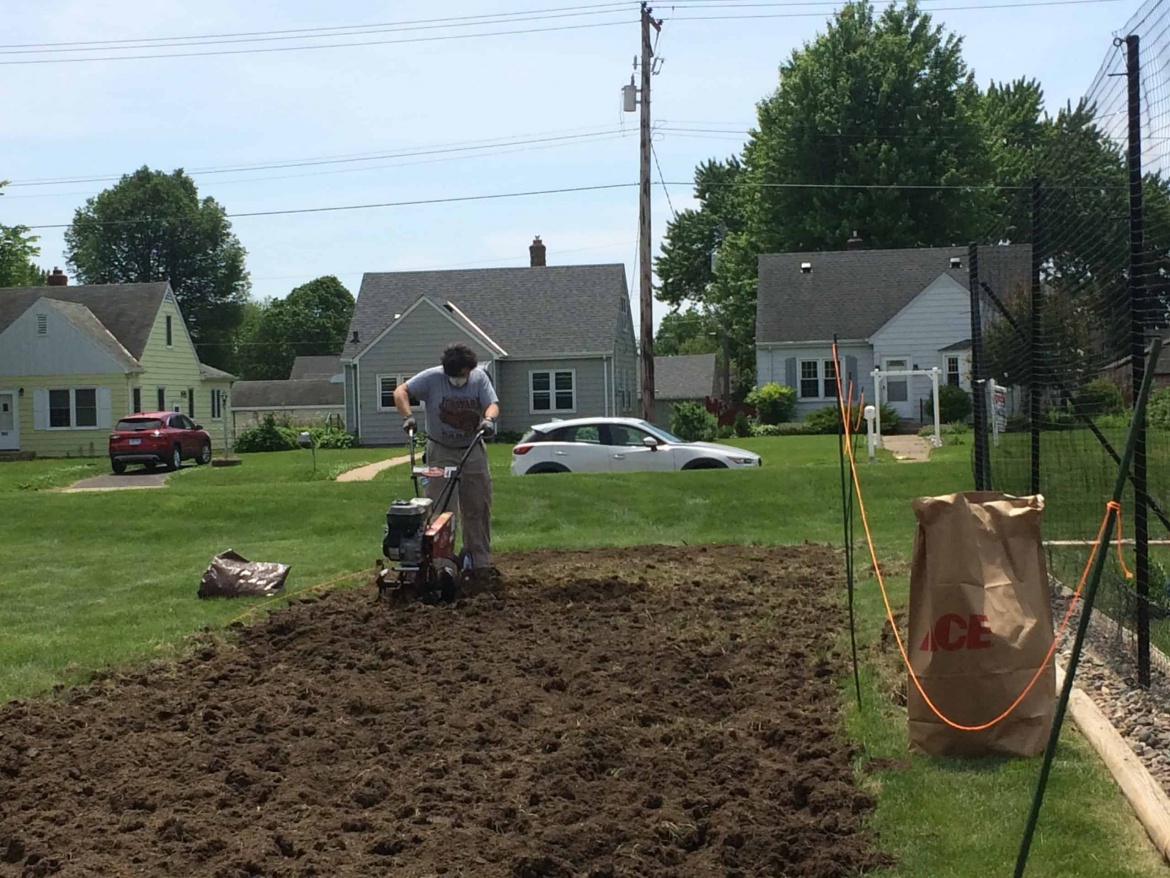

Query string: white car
[510,417,762,475]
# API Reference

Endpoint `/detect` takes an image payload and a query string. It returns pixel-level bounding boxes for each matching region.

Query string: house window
[75,389,98,428]
[210,389,224,420]
[377,376,422,412]
[823,359,838,399]
[49,389,72,428]
[157,387,166,411]
[46,388,98,429]
[132,387,142,413]
[165,316,173,347]
[188,388,195,418]
[946,356,961,387]
[530,370,575,413]
[799,361,820,400]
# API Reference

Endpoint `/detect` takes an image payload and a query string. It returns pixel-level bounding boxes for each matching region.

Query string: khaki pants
[424,440,492,569]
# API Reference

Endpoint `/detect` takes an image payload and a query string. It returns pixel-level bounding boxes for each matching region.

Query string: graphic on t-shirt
[439,397,482,435]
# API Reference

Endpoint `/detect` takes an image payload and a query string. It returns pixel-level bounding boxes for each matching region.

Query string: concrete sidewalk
[335,455,411,483]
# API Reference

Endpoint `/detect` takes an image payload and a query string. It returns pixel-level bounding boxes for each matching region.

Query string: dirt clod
[0,545,890,877]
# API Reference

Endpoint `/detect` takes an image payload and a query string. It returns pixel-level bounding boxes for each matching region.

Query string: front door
[0,391,19,451]
[882,357,913,420]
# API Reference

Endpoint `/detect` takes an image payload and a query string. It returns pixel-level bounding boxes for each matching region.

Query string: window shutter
[33,389,48,430]
[784,357,797,389]
[845,356,858,390]
[96,387,113,429]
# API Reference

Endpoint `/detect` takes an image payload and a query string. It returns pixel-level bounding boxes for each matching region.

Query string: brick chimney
[47,267,68,286]
[846,231,864,251]
[529,236,546,267]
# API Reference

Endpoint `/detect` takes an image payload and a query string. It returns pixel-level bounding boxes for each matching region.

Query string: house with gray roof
[650,353,720,429]
[341,237,638,445]
[231,378,345,433]
[0,270,235,459]
[756,243,1031,422]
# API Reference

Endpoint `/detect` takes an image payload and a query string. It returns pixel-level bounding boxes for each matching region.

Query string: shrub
[751,423,812,437]
[670,402,717,442]
[716,424,735,440]
[803,403,901,435]
[233,416,354,453]
[928,384,972,424]
[1042,407,1078,431]
[733,410,753,438]
[745,383,796,425]
[1074,379,1124,416]
[495,430,524,444]
[234,414,298,453]
[1006,414,1030,433]
[1149,387,1170,430]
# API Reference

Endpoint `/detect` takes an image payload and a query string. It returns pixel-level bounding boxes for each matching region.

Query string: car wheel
[682,458,728,470]
[167,445,182,471]
[111,458,126,475]
[526,463,571,474]
[196,441,212,465]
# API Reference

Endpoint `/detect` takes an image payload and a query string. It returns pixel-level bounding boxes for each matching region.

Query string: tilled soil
[0,545,890,878]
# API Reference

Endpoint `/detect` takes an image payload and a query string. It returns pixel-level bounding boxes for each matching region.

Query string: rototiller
[374,425,487,605]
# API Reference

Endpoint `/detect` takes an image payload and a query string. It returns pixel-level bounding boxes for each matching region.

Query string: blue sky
[0,0,1135,334]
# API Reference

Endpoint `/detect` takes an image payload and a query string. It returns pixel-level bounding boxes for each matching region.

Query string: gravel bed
[1052,590,1170,794]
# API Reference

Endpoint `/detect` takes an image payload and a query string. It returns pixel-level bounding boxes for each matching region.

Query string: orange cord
[831,342,1125,732]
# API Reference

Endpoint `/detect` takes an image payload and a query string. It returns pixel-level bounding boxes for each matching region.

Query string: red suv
[109,412,213,474]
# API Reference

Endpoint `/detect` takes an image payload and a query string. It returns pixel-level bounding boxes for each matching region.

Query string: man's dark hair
[441,343,478,376]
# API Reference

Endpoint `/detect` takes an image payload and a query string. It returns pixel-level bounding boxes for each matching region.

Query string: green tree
[655,1,990,391]
[236,276,354,380]
[64,167,249,368]
[655,308,717,355]
[743,1,990,253]
[0,184,43,287]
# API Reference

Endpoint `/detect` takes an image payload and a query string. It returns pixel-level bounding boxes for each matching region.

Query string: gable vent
[800,262,812,274]
[36,314,48,335]
[949,256,962,269]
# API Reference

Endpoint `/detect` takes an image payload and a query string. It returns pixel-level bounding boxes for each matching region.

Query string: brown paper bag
[907,492,1055,757]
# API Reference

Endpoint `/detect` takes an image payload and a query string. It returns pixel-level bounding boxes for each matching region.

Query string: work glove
[403,416,416,435]
[479,417,496,437]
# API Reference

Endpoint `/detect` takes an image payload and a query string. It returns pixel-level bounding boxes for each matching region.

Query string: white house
[754,243,1032,422]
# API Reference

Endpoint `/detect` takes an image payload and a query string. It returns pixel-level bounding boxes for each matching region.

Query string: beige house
[0,270,235,458]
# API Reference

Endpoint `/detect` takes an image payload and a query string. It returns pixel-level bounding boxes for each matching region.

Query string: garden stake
[1014,336,1163,877]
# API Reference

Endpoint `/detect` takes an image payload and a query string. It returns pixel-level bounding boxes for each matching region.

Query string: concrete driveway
[62,467,179,493]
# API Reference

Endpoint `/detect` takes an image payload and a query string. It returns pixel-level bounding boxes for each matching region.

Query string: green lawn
[0,434,1163,876]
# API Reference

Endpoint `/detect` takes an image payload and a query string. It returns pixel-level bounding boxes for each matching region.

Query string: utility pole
[627,3,660,422]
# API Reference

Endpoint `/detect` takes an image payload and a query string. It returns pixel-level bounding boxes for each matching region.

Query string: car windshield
[635,421,688,444]
[115,418,163,431]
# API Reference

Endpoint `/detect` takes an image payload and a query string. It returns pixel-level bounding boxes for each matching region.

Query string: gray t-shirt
[406,365,499,447]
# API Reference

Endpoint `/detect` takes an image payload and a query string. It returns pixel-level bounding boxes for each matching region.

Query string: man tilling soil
[393,343,500,589]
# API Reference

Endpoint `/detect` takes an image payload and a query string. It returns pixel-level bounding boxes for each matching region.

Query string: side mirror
[194,425,203,431]
[643,436,659,450]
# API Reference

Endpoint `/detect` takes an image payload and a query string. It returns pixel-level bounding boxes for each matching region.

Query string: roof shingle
[343,265,629,360]
[756,245,1031,344]
[231,379,344,409]
[654,354,719,400]
[289,356,342,380]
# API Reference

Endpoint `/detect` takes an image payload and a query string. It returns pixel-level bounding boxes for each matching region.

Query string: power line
[666,0,1124,18]
[0,5,636,56]
[651,142,679,220]
[24,183,643,229]
[0,3,635,50]
[0,18,633,65]
[25,179,1068,231]
[4,127,633,189]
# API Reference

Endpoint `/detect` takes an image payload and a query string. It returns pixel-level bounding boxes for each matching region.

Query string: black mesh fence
[971,0,1170,686]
